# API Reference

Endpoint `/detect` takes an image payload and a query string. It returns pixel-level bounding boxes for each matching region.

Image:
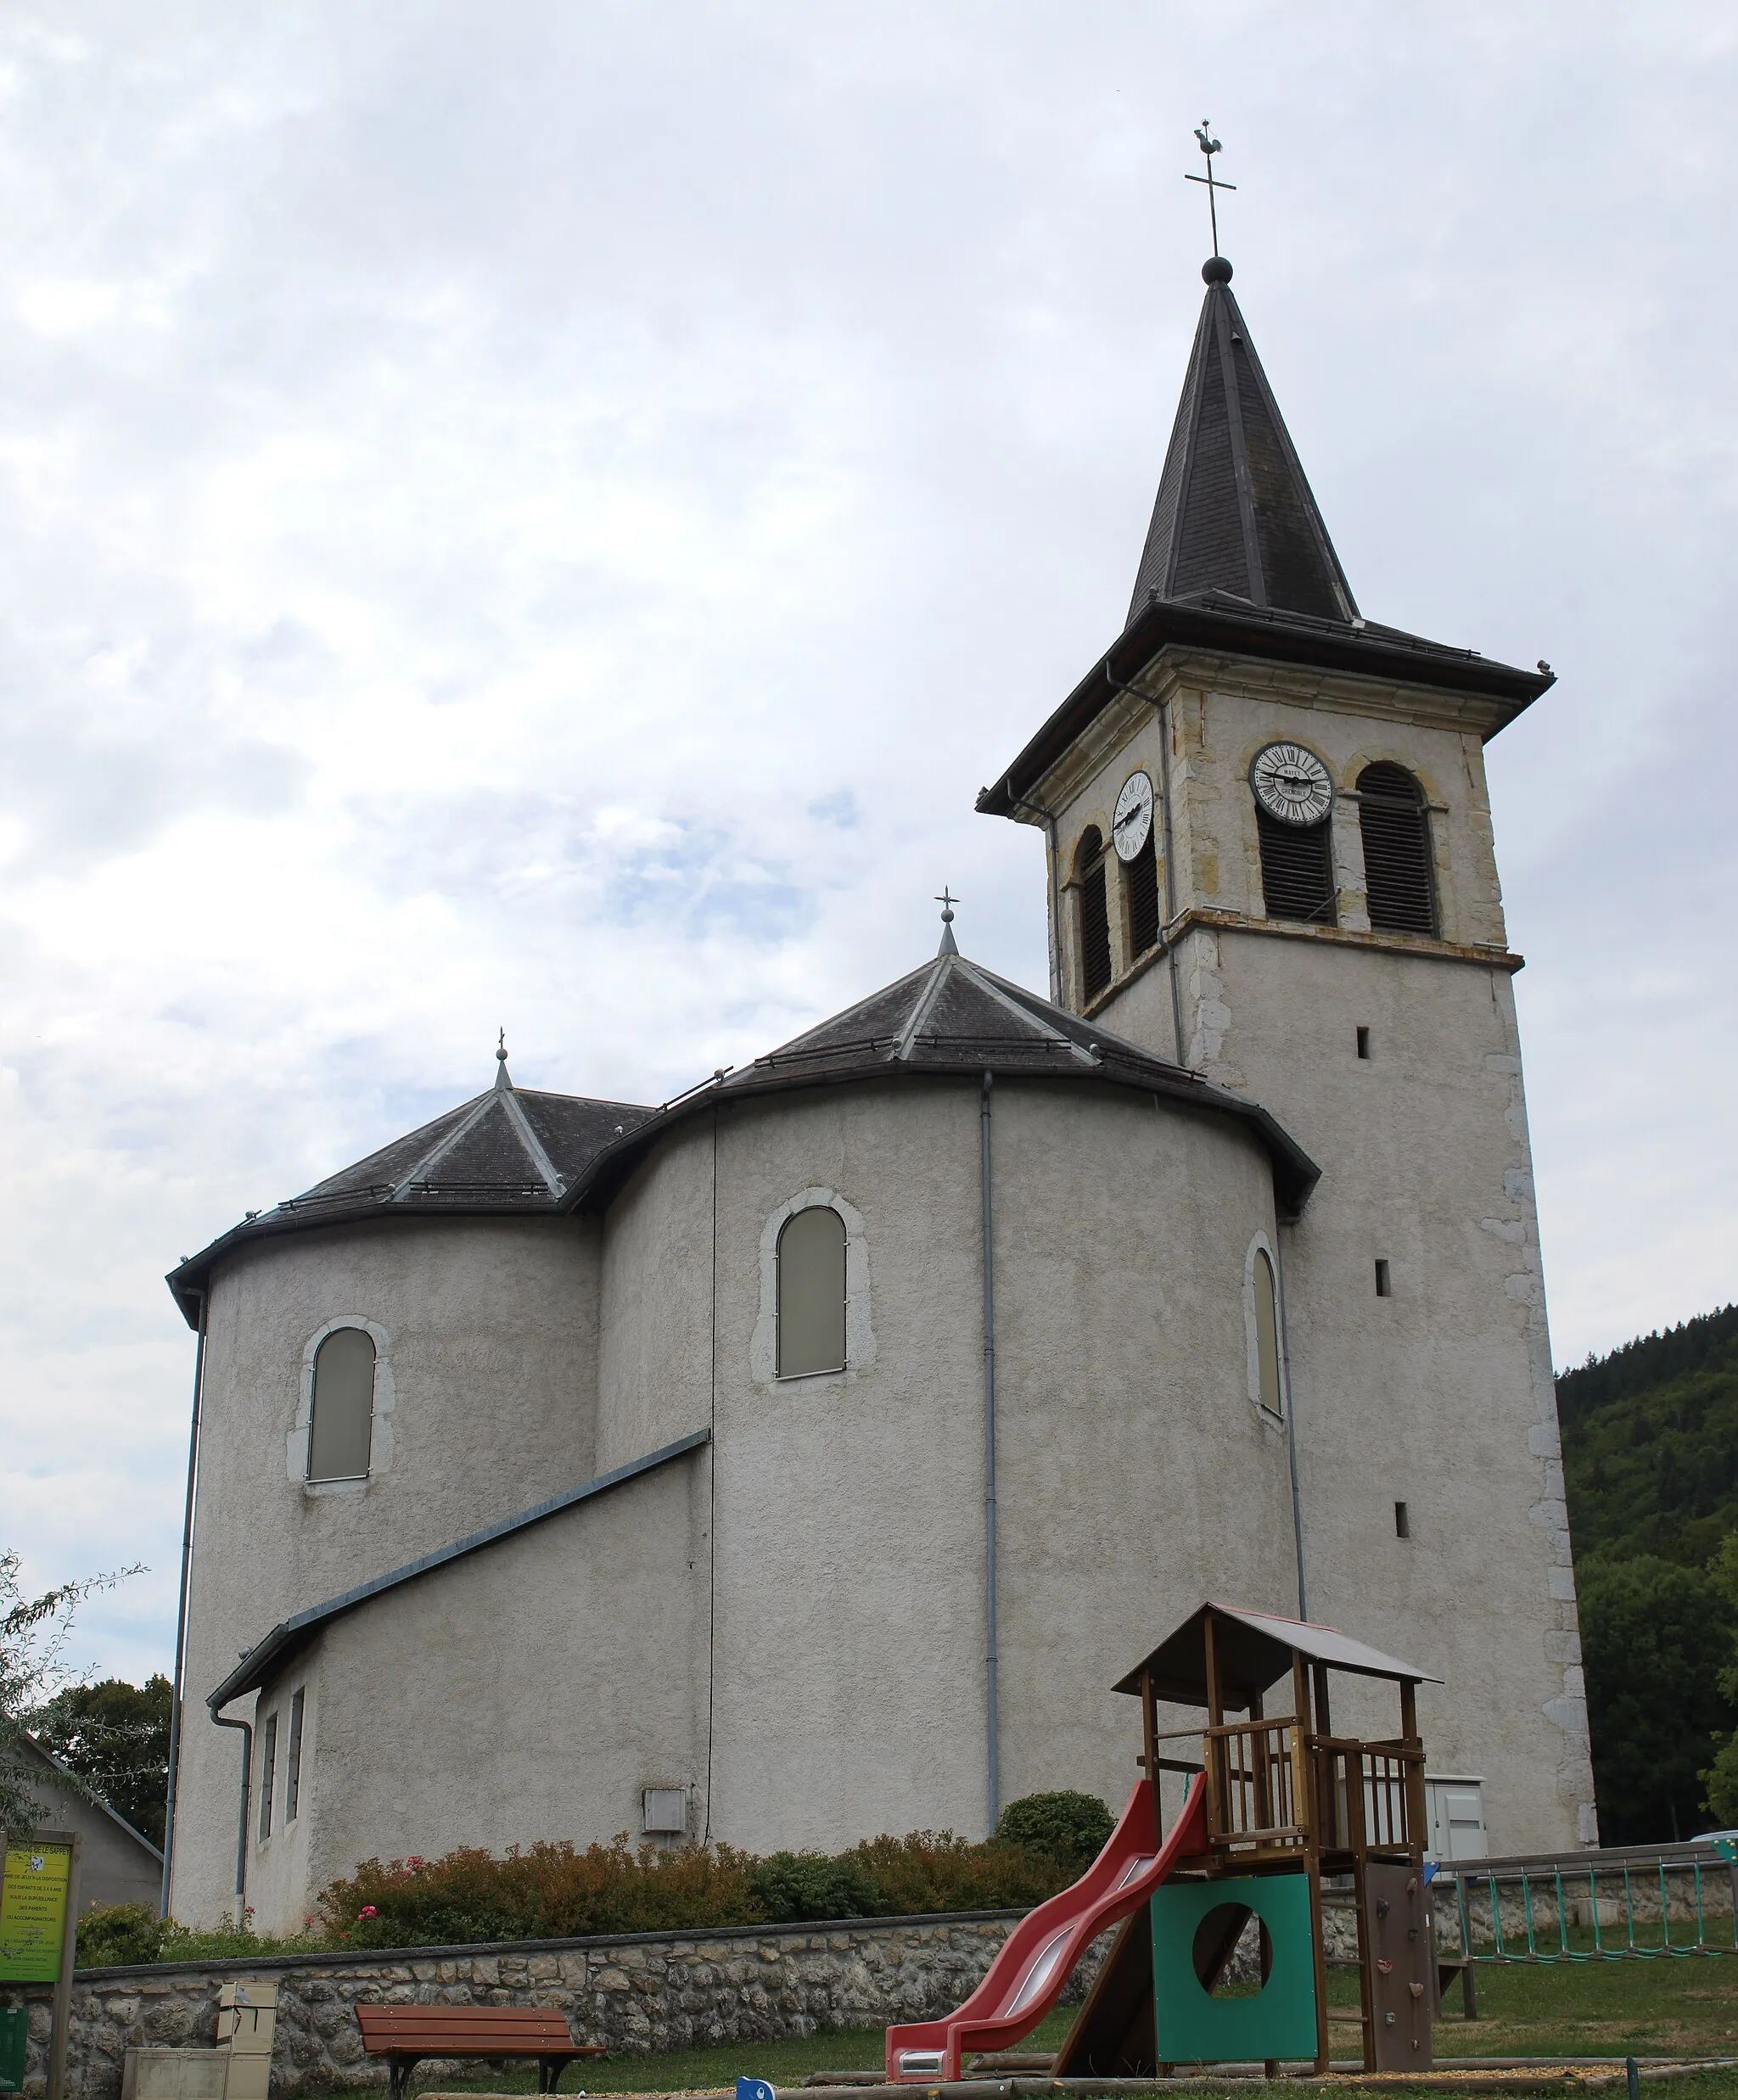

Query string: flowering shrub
[317,1802,1093,1951]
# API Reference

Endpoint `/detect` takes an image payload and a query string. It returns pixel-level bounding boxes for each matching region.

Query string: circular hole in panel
[1191,1903,1274,1997]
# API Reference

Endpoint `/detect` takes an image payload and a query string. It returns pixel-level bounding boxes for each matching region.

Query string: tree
[36,1677,172,1848]
[0,1548,143,1841]
[1578,1554,1735,1842]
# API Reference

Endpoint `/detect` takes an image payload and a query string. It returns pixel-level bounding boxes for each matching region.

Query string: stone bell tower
[977,252,1598,1853]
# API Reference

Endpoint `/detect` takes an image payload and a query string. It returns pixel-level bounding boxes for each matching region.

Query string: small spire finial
[935,887,960,956]
[1185,120,1237,264]
[495,1026,512,1089]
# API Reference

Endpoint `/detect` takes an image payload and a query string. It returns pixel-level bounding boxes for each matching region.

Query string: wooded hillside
[1558,1302,1738,1842]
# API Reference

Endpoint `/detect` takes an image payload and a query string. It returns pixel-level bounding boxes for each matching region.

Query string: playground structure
[885,1603,1441,2081]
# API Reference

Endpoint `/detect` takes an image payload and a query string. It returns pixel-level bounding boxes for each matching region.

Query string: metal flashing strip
[387,1089,499,1202]
[496,1087,568,1198]
[207,1428,710,1712]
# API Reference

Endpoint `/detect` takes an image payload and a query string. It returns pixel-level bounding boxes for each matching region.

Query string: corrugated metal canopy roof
[1113,1601,1441,1706]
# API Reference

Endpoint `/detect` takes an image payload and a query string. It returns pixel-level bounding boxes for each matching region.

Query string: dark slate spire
[1127,257,1358,628]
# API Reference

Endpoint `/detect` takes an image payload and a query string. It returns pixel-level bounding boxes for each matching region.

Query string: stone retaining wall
[0,1911,1049,2100]
[0,1894,1387,2100]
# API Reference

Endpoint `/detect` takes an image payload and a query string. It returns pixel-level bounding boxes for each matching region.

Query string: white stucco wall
[1031,650,1595,1853]
[242,1448,707,1935]
[171,1213,603,1925]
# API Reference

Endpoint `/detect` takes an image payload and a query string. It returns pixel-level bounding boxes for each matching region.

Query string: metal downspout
[979,1070,1001,1833]
[159,1288,209,1917]
[209,1710,252,1909]
[1154,695,1187,1067]
[1271,1229,1309,1619]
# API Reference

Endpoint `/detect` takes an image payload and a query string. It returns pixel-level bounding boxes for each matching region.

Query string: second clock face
[1113,770,1155,861]
[1250,742,1334,826]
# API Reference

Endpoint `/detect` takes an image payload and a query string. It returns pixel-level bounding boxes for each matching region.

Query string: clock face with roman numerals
[1250,742,1333,826]
[1112,770,1154,861]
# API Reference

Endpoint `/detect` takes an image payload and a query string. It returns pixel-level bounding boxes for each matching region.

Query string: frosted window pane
[309,1328,374,1480]
[777,1207,846,1377]
[1254,1251,1282,1416]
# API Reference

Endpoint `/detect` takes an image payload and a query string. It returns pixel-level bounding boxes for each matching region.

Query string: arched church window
[776,1206,847,1378]
[1357,762,1438,935]
[308,1326,376,1481]
[1253,1248,1282,1417]
[1075,828,1112,1002]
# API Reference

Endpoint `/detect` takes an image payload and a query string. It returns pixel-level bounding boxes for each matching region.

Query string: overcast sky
[3,3,1735,1689]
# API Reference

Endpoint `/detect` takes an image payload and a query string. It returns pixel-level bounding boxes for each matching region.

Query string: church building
[163,251,1596,1935]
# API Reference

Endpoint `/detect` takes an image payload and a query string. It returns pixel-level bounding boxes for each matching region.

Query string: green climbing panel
[1150,1872,1318,2065]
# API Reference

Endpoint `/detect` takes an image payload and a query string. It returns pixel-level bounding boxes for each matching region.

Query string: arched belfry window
[1075,828,1112,1002]
[776,1206,847,1378]
[1253,1248,1282,1417]
[308,1327,375,1481]
[1124,832,1160,961]
[1357,762,1438,935]
[1255,807,1336,925]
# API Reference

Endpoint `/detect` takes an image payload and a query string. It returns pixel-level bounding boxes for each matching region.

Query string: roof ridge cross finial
[934,886,960,957]
[1185,120,1237,261]
[495,1026,512,1089]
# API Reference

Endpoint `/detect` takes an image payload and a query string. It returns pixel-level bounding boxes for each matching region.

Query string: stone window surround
[288,1316,396,1494]
[751,1187,876,1389]
[1242,1230,1288,1433]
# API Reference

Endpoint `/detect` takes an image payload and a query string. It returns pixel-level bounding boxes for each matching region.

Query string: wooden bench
[356,2003,605,2100]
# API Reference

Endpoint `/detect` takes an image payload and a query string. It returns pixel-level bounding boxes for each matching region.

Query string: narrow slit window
[1124,833,1161,960]
[1256,807,1337,925]
[776,1206,847,1378]
[1355,1026,1371,1060]
[258,1712,278,1841]
[1358,762,1438,935]
[1253,1248,1282,1417]
[285,1688,306,1823]
[1375,1258,1392,1297]
[1075,828,1112,1001]
[1395,1501,1411,1539]
[308,1327,375,1481]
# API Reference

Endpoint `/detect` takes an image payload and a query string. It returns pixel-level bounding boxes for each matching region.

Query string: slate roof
[977,260,1555,819]
[580,944,1320,1219]
[1128,258,1358,626]
[168,948,1320,1326]
[166,1056,654,1324]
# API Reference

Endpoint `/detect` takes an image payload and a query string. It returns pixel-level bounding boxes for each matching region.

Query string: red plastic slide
[884,1775,1208,2083]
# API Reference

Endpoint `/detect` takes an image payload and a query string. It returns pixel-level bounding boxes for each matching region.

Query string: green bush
[77,1902,167,1968]
[751,1851,878,1923]
[995,1790,1115,1867]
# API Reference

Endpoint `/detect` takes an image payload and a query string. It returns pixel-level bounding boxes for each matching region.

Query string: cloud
[2,0,1735,1685]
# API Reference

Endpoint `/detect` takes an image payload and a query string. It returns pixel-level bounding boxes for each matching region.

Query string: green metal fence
[1436,1840,1738,1964]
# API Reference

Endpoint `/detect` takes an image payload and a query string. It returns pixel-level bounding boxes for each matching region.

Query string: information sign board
[0,1842,73,1984]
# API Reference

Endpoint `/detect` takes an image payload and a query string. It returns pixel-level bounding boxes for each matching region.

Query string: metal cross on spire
[1185,121,1236,258]
[934,887,960,956]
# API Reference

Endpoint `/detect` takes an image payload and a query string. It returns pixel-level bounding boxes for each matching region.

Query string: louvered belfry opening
[1125,834,1161,959]
[1358,762,1438,935]
[1077,828,1113,1001]
[1256,808,1337,926]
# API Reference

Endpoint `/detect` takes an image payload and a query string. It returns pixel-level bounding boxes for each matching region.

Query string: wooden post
[1203,1612,1224,1845]
[1399,1680,1428,1868]
[48,1835,79,2100]
[1142,1671,1163,1849]
[1248,1686,1273,1833]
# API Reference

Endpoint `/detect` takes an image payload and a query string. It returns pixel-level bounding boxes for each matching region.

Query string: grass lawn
[324,1953,1738,2098]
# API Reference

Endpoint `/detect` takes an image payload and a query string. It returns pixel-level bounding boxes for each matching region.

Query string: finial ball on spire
[1202,255,1233,285]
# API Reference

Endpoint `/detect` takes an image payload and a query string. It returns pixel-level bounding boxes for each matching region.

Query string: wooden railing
[1202,1720,1424,1861]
